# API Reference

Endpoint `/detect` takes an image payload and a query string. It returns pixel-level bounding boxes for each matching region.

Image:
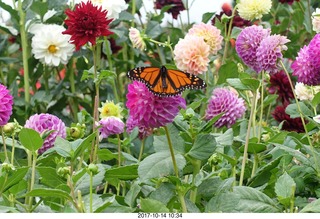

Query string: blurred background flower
[237,0,272,21]
[0,84,13,126]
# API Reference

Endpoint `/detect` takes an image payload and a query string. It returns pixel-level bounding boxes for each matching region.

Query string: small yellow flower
[237,0,272,21]
[98,100,123,119]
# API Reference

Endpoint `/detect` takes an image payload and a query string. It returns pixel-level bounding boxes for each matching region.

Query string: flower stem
[68,59,79,122]
[177,190,187,213]
[1,128,9,162]
[190,159,201,203]
[164,126,179,177]
[28,151,37,211]
[138,138,145,162]
[11,133,15,165]
[18,0,30,114]
[280,60,320,174]
[239,91,257,186]
[258,71,265,143]
[89,171,93,213]
[117,134,121,166]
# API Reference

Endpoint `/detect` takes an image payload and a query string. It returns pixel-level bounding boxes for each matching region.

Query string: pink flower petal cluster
[0,84,13,126]
[126,81,186,138]
[25,113,66,154]
[174,35,210,75]
[205,88,246,128]
[97,116,124,140]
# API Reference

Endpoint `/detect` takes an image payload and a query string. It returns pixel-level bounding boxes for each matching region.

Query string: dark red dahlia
[272,105,305,133]
[268,70,294,106]
[109,38,122,54]
[212,3,251,30]
[279,0,299,5]
[155,0,185,19]
[62,1,113,51]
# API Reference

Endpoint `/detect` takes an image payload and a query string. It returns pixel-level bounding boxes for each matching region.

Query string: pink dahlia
[174,35,210,75]
[0,84,13,126]
[97,116,124,140]
[62,1,113,50]
[126,81,186,138]
[187,23,223,55]
[205,88,246,128]
[291,45,320,85]
[256,35,290,73]
[235,25,271,73]
[25,113,66,154]
[307,34,320,70]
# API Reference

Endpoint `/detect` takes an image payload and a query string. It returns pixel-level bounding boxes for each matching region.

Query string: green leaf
[239,143,267,154]
[72,131,96,161]
[199,113,223,133]
[312,92,320,107]
[0,167,28,193]
[105,164,138,180]
[154,124,185,154]
[217,61,239,84]
[300,199,320,213]
[30,1,48,19]
[97,148,118,162]
[145,21,162,38]
[241,78,261,91]
[0,2,19,22]
[202,12,215,23]
[233,186,280,212]
[187,134,216,160]
[227,78,251,90]
[275,172,296,206]
[36,167,66,188]
[42,136,72,157]
[124,182,141,208]
[285,102,314,119]
[18,128,43,152]
[138,151,186,181]
[93,195,116,213]
[25,188,73,201]
[206,192,240,212]
[273,143,311,165]
[140,198,170,213]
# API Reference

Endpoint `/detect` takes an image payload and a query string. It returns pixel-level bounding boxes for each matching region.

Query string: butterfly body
[127,66,206,97]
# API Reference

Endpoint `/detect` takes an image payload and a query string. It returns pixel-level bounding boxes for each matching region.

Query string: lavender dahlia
[205,88,246,128]
[97,116,124,141]
[235,25,270,73]
[25,113,66,154]
[256,35,290,73]
[126,81,186,138]
[0,84,13,126]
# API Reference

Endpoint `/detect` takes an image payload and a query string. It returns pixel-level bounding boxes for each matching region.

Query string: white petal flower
[295,82,314,101]
[31,24,74,66]
[83,0,128,19]
[237,0,272,21]
[43,9,57,22]
[313,115,320,124]
[312,8,320,33]
[129,27,146,51]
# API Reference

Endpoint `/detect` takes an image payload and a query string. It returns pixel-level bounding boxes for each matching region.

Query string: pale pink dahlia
[97,116,124,140]
[235,25,271,73]
[256,35,290,73]
[173,35,210,75]
[0,84,13,126]
[126,81,186,138]
[187,23,223,55]
[291,45,320,85]
[25,113,66,154]
[205,88,246,128]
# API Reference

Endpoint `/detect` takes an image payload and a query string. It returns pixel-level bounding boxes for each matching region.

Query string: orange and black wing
[127,66,206,97]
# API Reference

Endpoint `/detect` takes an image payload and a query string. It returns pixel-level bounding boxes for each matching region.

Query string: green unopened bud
[1,162,16,174]
[87,163,99,175]
[218,169,229,179]
[261,133,271,142]
[2,123,15,135]
[70,127,81,139]
[57,166,70,178]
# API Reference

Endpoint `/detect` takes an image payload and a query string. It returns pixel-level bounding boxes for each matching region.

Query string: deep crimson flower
[272,105,305,133]
[268,70,294,105]
[279,0,299,5]
[212,3,252,31]
[63,1,113,50]
[155,0,185,19]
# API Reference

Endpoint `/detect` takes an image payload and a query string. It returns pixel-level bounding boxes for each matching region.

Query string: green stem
[290,185,296,213]
[258,71,265,143]
[0,68,5,84]
[1,128,9,162]
[68,59,79,122]
[138,138,145,162]
[11,134,15,165]
[28,151,37,211]
[164,126,179,177]
[280,61,320,174]
[117,134,121,166]
[239,91,257,186]
[89,172,93,213]
[177,190,187,213]
[251,154,259,178]
[18,0,30,113]
[190,159,201,203]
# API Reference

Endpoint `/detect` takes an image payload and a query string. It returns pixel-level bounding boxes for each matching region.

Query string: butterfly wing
[127,66,206,97]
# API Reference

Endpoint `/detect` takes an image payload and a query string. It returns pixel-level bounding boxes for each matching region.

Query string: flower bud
[87,163,99,175]
[2,122,15,135]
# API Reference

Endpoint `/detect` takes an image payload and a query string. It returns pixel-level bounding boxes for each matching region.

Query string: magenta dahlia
[0,84,13,126]
[307,34,320,70]
[25,113,66,154]
[97,116,124,140]
[205,88,246,128]
[62,1,113,50]
[235,25,271,73]
[256,35,290,73]
[291,45,320,86]
[126,81,186,138]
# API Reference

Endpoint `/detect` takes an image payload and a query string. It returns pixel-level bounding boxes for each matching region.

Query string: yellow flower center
[48,45,58,54]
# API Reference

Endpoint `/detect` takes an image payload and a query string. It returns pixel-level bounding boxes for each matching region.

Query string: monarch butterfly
[127,66,206,97]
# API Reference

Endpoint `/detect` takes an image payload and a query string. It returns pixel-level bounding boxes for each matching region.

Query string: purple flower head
[235,25,271,72]
[97,116,124,141]
[205,88,246,128]
[126,81,186,138]
[256,35,290,73]
[25,113,66,154]
[0,84,13,126]
[291,45,320,85]
[307,34,320,70]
